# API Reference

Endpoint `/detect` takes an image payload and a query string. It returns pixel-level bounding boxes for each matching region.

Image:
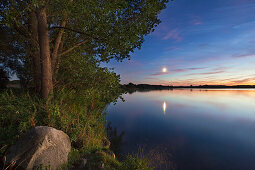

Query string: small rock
[6,126,71,170]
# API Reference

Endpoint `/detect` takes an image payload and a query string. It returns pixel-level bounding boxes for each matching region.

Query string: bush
[120,152,154,170]
[0,89,113,151]
[0,90,153,170]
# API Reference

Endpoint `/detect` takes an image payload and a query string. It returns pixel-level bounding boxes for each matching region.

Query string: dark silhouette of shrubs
[0,68,8,89]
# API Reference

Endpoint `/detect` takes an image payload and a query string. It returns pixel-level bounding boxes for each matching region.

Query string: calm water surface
[106,89,255,170]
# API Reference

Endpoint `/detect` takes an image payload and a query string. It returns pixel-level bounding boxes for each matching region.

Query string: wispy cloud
[189,15,202,25]
[144,77,172,85]
[232,54,255,58]
[162,29,183,41]
[151,72,170,76]
[186,70,225,76]
[171,67,207,73]
[150,67,207,76]
[231,77,255,84]
[165,46,181,51]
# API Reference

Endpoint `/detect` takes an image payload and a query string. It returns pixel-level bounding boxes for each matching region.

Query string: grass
[0,89,153,170]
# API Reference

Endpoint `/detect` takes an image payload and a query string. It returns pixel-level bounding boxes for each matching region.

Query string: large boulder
[6,126,71,170]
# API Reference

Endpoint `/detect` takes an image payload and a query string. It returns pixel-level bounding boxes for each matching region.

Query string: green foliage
[0,55,122,149]
[0,89,109,168]
[120,152,154,170]
[0,19,32,84]
[81,149,121,170]
[0,91,42,148]
[0,89,120,153]
[0,89,153,170]
[56,53,123,105]
[45,0,169,61]
[0,0,169,82]
[67,147,153,170]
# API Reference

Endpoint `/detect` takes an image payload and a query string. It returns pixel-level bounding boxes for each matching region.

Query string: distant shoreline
[122,83,255,93]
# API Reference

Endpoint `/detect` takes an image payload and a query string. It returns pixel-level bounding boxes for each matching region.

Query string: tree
[0,68,9,89]
[0,0,169,99]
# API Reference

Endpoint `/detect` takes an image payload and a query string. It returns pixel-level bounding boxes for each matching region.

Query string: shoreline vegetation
[0,87,154,169]
[123,83,255,93]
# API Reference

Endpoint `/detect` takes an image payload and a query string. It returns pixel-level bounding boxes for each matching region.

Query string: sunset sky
[106,0,255,86]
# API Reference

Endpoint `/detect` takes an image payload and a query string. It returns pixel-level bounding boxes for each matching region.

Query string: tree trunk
[53,41,64,84]
[29,11,41,94]
[36,6,53,99]
[51,20,66,72]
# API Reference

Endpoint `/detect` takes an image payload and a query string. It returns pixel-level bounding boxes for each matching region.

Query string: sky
[106,0,255,86]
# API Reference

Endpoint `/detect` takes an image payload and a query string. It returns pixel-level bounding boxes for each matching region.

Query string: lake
[106,89,255,170]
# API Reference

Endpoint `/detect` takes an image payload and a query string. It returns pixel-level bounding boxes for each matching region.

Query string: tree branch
[50,26,87,35]
[58,40,88,57]
[50,26,99,40]
[51,0,74,71]
[51,20,67,69]
[13,22,39,48]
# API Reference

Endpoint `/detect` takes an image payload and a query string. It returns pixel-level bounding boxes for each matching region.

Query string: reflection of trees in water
[106,123,177,169]
[106,122,125,157]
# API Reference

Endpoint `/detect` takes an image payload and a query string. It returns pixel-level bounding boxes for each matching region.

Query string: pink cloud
[162,29,183,41]
[188,14,203,26]
[171,67,207,73]
[190,16,202,25]
[186,70,225,76]
[231,77,255,84]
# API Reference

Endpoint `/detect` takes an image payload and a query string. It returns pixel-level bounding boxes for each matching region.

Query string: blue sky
[106,0,255,85]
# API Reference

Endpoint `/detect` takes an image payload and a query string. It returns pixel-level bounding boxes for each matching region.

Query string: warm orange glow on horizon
[146,79,255,87]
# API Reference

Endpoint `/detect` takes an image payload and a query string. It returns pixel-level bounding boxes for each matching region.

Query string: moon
[162,67,167,72]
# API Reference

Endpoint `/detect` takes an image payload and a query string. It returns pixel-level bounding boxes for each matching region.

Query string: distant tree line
[123,83,255,93]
